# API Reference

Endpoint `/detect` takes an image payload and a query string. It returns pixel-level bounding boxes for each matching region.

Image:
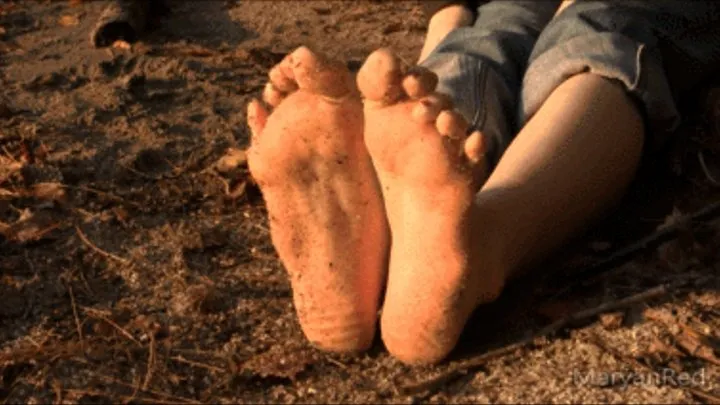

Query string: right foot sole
[358,49,500,364]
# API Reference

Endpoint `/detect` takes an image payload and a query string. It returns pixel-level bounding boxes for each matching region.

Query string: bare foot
[247,47,389,353]
[358,49,505,364]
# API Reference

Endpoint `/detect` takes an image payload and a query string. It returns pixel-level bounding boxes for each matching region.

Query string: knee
[529,1,657,59]
[519,1,671,129]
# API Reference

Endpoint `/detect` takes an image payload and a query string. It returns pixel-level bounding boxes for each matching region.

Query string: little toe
[464,130,487,165]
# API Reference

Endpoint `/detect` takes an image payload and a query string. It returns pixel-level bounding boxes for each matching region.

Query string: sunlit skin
[247,1,644,364]
[247,47,389,353]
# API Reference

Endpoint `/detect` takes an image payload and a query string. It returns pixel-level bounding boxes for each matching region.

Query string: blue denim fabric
[420,1,720,169]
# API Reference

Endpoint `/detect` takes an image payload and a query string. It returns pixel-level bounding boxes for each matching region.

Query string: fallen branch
[400,284,671,396]
[551,199,720,297]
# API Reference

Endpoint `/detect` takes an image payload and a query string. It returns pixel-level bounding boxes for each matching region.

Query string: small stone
[59,15,80,27]
[112,40,131,50]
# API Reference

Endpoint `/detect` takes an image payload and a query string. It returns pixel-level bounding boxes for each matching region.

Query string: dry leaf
[31,182,67,203]
[0,188,19,198]
[648,337,685,358]
[227,180,247,200]
[0,26,6,38]
[59,15,80,27]
[674,329,720,366]
[0,211,60,244]
[643,307,679,325]
[0,159,23,183]
[215,148,247,173]
[240,344,318,381]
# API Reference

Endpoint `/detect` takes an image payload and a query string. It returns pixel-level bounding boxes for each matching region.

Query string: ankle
[470,191,525,282]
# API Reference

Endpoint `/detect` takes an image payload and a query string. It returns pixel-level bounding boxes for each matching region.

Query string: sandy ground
[1,1,719,403]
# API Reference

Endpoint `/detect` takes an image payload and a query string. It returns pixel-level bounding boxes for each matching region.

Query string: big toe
[286,46,356,99]
[357,48,406,106]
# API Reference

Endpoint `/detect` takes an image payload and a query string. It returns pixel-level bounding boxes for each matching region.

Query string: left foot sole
[248,47,389,353]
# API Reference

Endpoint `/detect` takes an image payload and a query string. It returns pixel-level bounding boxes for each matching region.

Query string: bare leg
[478,73,644,276]
[247,47,389,353]
[360,46,643,363]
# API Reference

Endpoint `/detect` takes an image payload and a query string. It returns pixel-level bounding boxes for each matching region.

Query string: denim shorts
[419,1,720,169]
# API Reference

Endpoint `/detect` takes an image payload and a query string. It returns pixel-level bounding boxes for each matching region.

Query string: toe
[357,48,406,106]
[436,110,468,139]
[403,67,438,99]
[288,46,356,99]
[247,99,269,143]
[262,82,285,108]
[464,130,486,165]
[412,93,453,124]
[269,62,298,94]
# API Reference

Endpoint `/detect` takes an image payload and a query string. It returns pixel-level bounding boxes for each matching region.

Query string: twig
[551,199,720,298]
[200,375,232,403]
[65,185,143,209]
[125,373,142,405]
[142,333,156,390]
[52,379,63,405]
[697,151,720,187]
[75,225,131,265]
[325,356,349,370]
[588,333,720,405]
[170,355,225,373]
[93,373,201,404]
[400,284,671,396]
[65,281,84,346]
[82,307,141,346]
